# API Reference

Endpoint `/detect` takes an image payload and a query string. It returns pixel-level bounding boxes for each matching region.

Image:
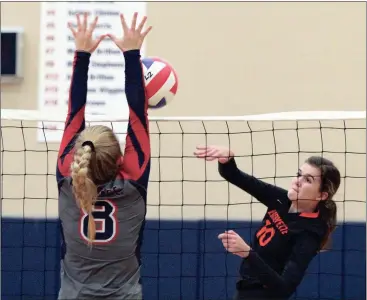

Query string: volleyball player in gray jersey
[56,13,152,299]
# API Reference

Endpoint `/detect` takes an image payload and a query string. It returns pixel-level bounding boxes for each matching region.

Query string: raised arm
[56,13,105,185]
[194,146,289,209]
[56,51,89,183]
[119,50,151,189]
[219,157,289,208]
[244,231,323,298]
[108,13,152,190]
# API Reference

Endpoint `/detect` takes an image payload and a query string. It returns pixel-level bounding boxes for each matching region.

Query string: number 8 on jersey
[80,200,118,244]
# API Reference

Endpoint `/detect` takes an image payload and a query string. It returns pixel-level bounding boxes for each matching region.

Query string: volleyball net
[1,109,366,300]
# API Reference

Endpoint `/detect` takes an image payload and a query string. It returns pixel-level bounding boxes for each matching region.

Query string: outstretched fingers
[81,12,88,32]
[89,16,99,34]
[120,13,129,33]
[90,34,107,52]
[109,12,151,52]
[130,12,138,30]
[76,14,82,31]
[195,145,211,151]
[141,26,153,39]
[194,149,219,160]
[68,22,77,37]
[136,16,147,33]
[106,33,117,42]
[218,233,227,239]
[71,13,94,34]
[194,149,210,157]
[218,232,235,241]
[106,33,121,49]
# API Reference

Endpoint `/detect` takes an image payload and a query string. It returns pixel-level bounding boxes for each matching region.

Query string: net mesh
[1,110,366,300]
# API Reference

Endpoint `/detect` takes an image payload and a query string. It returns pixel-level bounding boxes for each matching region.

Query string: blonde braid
[71,145,97,244]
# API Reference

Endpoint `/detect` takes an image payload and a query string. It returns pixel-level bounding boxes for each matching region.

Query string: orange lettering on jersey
[268,210,288,235]
[256,219,275,247]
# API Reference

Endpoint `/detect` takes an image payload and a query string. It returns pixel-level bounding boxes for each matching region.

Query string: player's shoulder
[266,196,291,214]
[295,211,328,240]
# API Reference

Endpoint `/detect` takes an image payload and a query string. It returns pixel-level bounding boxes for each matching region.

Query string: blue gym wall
[2,219,365,300]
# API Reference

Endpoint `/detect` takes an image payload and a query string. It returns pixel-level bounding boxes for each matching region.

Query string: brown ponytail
[319,199,337,251]
[305,156,341,251]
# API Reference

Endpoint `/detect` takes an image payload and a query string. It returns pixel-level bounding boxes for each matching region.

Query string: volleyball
[141,57,178,109]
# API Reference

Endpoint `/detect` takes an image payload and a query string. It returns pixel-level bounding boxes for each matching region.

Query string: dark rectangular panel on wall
[1,32,17,76]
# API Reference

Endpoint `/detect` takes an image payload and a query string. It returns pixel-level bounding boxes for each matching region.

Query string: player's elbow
[262,283,294,299]
[277,286,295,299]
[270,280,298,299]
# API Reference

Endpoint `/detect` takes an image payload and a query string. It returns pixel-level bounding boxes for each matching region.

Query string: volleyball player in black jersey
[194,145,341,300]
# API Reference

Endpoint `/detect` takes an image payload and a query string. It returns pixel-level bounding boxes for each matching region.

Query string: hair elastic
[82,140,95,152]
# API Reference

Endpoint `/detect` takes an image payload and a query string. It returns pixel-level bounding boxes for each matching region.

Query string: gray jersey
[56,48,151,299]
[58,178,146,300]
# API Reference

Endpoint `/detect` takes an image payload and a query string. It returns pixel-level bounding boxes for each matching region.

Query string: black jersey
[219,158,328,299]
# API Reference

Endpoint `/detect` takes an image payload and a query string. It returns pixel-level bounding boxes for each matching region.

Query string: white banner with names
[38,2,147,142]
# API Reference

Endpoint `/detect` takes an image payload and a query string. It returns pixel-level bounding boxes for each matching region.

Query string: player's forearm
[57,51,90,183]
[124,49,148,116]
[60,50,90,154]
[67,51,90,117]
[245,251,294,297]
[218,157,240,180]
[218,158,261,194]
[219,158,274,200]
[122,50,150,185]
[218,158,289,207]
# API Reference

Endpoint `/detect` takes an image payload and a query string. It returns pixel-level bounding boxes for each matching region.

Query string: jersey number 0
[80,200,117,244]
[256,219,275,247]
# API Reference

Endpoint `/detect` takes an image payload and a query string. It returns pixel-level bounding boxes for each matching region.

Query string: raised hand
[194,145,234,164]
[68,13,106,53]
[107,12,152,52]
[218,230,251,258]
